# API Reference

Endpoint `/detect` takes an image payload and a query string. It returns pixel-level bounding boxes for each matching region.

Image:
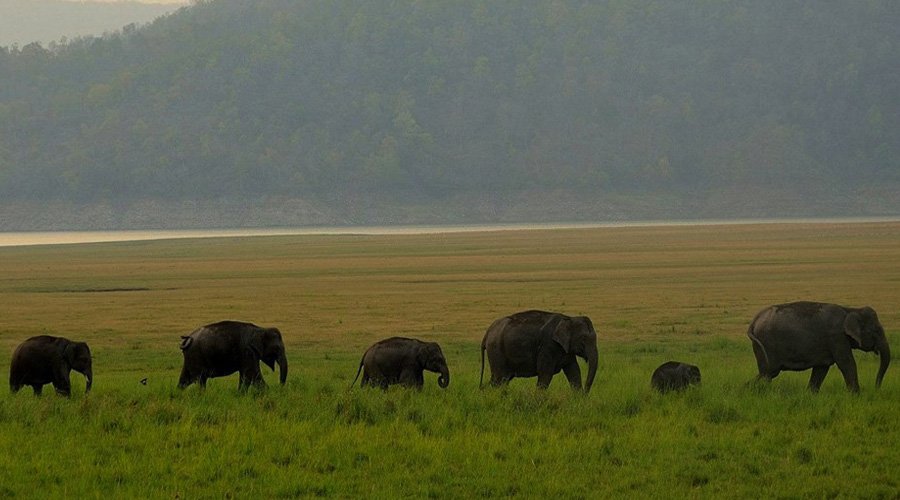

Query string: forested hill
[1,1,899,229]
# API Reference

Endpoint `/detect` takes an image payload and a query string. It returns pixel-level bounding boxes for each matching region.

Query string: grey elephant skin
[480,310,599,393]
[748,301,890,392]
[9,335,93,397]
[178,321,288,390]
[651,361,701,393]
[351,337,450,389]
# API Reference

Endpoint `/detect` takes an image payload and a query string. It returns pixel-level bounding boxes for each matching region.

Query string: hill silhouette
[1,0,899,229]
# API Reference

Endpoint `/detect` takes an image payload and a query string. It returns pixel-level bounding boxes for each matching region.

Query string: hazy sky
[63,0,187,3]
[1,0,186,46]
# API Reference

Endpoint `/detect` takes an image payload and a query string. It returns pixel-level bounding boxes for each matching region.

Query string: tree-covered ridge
[1,0,898,205]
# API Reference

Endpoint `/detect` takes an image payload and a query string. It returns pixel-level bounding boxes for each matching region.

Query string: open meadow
[0,222,898,498]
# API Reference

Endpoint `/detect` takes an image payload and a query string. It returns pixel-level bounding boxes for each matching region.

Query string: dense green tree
[0,0,898,207]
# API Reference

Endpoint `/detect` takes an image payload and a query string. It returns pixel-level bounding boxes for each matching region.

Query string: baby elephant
[10,335,93,397]
[651,361,701,393]
[351,337,450,389]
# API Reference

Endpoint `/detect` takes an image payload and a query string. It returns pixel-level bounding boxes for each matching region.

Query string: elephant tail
[349,354,365,389]
[180,336,193,351]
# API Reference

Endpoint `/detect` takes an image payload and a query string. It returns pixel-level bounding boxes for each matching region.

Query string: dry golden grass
[2,222,898,354]
[1,222,898,497]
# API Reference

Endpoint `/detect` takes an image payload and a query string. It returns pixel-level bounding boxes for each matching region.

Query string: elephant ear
[551,319,572,354]
[62,342,77,366]
[843,312,864,347]
[246,335,264,360]
[417,343,437,366]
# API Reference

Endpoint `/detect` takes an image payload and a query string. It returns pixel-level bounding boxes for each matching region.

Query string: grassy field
[0,222,898,498]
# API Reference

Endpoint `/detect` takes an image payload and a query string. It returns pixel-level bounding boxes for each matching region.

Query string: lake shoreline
[3,185,900,236]
[2,216,900,248]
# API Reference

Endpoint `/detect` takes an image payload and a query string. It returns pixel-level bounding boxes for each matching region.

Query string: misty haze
[0,0,183,47]
[1,1,898,229]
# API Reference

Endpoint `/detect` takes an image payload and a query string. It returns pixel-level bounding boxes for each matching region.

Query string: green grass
[1,223,899,497]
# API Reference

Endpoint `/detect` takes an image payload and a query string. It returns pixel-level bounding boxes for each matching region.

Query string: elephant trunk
[277,351,288,386]
[438,363,450,389]
[583,345,598,394]
[84,367,93,393]
[876,335,890,388]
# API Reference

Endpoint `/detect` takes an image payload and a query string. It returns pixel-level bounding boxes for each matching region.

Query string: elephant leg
[536,351,560,389]
[52,377,71,397]
[753,351,780,383]
[362,367,388,389]
[243,370,267,389]
[491,369,516,386]
[32,384,43,396]
[409,370,425,389]
[177,365,195,389]
[10,383,21,393]
[752,342,772,378]
[486,350,512,387]
[399,368,419,388]
[239,371,265,391]
[536,371,555,389]
[752,369,777,387]
[562,360,582,390]
[50,365,72,397]
[198,375,208,389]
[834,353,860,393]
[239,359,265,390]
[808,366,830,392]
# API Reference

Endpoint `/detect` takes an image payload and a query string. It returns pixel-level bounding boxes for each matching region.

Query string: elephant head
[686,365,702,385]
[250,328,288,385]
[64,341,93,393]
[551,316,599,393]
[419,342,450,388]
[844,307,890,388]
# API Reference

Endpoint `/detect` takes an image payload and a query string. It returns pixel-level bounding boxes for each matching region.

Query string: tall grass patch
[1,223,898,496]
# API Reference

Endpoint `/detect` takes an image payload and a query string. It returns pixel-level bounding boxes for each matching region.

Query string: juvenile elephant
[9,335,93,397]
[651,361,701,393]
[178,321,288,390]
[748,301,890,392]
[480,310,598,393]
[351,337,450,389]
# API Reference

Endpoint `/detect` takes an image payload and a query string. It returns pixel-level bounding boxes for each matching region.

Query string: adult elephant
[747,301,890,392]
[178,321,287,390]
[351,337,450,389]
[9,335,93,397]
[480,310,598,393]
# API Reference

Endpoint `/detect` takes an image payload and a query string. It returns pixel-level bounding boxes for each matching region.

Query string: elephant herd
[8,301,891,397]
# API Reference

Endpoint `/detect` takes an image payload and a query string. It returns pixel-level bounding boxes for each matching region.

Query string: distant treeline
[1,0,898,204]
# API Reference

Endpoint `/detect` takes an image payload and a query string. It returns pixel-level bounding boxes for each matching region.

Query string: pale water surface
[0,217,898,247]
